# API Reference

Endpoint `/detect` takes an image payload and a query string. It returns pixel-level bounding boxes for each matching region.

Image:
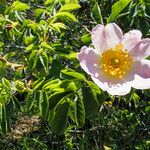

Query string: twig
[0,55,25,70]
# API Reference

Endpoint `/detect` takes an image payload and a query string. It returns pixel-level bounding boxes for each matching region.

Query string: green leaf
[86,81,101,95]
[42,79,61,90]
[39,50,49,73]
[107,0,131,23]
[81,33,91,44]
[61,68,86,81]
[61,80,77,91]
[0,104,2,122]
[48,91,72,110]
[68,100,75,122]
[47,109,55,123]
[1,106,8,134]
[12,96,22,112]
[91,2,103,24]
[24,36,35,45]
[35,9,46,17]
[50,22,66,32]
[44,0,54,5]
[23,19,31,27]
[33,77,45,90]
[74,94,85,127]
[55,12,77,22]
[26,44,36,53]
[40,42,53,50]
[12,1,30,11]
[43,79,77,93]
[87,81,106,105]
[39,91,49,119]
[0,0,6,14]
[59,81,77,92]
[0,15,6,25]
[14,28,22,36]
[26,91,36,112]
[0,41,4,49]
[27,22,38,33]
[144,90,150,98]
[29,50,38,69]
[59,3,81,12]
[49,58,62,78]
[2,78,11,88]
[82,85,99,117]
[139,18,149,35]
[0,95,7,106]
[51,99,70,134]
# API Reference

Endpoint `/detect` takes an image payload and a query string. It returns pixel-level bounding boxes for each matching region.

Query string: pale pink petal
[77,46,100,77]
[106,82,131,96]
[91,24,106,54]
[91,72,131,96]
[131,60,150,89]
[91,76,108,91]
[91,23,123,54]
[131,75,150,89]
[121,30,142,51]
[137,59,150,78]
[130,39,150,60]
[105,23,123,50]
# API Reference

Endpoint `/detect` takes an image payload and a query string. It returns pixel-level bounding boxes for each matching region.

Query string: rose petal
[107,82,131,96]
[121,30,142,51]
[137,59,150,78]
[91,23,123,54]
[77,46,100,77]
[91,24,106,54]
[91,72,131,96]
[91,76,108,92]
[131,60,150,89]
[105,23,123,49]
[130,39,150,60]
[131,75,150,89]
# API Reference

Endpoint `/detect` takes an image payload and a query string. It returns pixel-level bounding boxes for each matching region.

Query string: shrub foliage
[0,0,150,149]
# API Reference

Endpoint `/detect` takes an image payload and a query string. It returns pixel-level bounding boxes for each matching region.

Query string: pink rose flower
[77,23,150,95]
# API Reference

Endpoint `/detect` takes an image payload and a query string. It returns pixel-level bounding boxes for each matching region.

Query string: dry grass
[7,115,42,140]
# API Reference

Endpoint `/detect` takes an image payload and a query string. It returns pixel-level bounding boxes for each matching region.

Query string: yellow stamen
[100,44,132,79]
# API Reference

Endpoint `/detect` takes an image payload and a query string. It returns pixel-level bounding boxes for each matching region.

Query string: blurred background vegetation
[0,0,150,149]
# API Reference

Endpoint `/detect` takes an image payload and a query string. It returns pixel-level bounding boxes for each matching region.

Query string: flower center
[101,44,133,79]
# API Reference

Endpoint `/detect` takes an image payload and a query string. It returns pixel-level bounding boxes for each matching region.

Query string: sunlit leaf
[44,0,54,5]
[107,0,131,23]
[50,22,66,32]
[91,2,103,24]
[2,78,11,88]
[81,33,91,44]
[61,68,86,81]
[33,77,45,90]
[29,50,38,69]
[59,3,80,12]
[12,1,30,11]
[35,9,46,17]
[55,12,77,21]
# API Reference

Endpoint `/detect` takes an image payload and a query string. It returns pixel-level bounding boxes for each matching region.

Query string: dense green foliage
[0,0,150,149]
